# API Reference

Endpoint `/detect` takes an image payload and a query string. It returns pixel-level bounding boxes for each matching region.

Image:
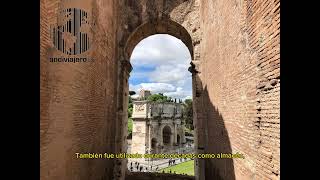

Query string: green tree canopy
[129,91,136,96]
[147,93,173,102]
[128,96,133,118]
[183,99,193,130]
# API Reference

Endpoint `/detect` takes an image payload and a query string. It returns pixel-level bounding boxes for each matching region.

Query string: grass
[159,160,194,176]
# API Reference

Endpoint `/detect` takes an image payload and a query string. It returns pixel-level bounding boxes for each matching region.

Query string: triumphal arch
[131,100,186,159]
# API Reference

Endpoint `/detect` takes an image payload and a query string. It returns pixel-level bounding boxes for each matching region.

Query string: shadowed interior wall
[40,0,119,179]
[199,0,280,179]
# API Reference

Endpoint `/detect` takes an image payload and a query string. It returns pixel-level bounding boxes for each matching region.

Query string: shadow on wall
[201,84,235,180]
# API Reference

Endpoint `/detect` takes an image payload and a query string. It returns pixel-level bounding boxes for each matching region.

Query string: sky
[129,34,192,100]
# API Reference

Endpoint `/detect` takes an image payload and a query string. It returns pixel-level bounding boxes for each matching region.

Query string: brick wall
[40,0,119,179]
[40,0,280,179]
[199,0,280,179]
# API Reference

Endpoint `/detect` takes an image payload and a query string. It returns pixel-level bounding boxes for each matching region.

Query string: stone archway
[124,19,194,61]
[113,1,202,177]
[121,18,197,151]
[117,18,198,178]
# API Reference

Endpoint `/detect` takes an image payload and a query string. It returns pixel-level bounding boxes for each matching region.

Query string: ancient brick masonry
[40,0,280,179]
[40,0,119,179]
[199,0,280,179]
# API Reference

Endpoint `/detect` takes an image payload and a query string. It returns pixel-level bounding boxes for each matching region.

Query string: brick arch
[124,18,194,61]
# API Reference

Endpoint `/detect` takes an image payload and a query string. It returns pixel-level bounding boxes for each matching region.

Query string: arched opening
[162,125,172,146]
[177,134,180,145]
[124,19,195,176]
[124,19,194,61]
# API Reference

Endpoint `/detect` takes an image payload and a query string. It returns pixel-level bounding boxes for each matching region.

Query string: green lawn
[159,160,194,176]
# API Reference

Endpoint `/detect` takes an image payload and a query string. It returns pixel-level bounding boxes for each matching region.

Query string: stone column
[189,61,205,180]
[122,59,132,154]
[181,122,186,144]
[170,129,174,148]
[159,124,164,153]
[114,59,132,180]
[148,121,151,153]
[173,122,177,144]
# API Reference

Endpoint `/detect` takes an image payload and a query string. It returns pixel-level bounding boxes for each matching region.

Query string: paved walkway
[125,172,195,180]
[127,146,194,173]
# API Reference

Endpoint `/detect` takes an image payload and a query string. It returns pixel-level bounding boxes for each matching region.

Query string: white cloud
[148,64,191,87]
[129,83,176,94]
[184,96,192,100]
[130,71,151,79]
[130,34,192,67]
[164,87,192,100]
[129,34,193,100]
[129,83,192,100]
[130,94,140,99]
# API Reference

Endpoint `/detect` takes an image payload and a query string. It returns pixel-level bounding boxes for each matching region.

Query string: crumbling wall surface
[40,0,119,179]
[116,0,200,61]
[199,0,280,179]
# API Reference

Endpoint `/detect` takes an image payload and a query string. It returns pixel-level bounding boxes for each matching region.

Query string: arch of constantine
[131,100,186,158]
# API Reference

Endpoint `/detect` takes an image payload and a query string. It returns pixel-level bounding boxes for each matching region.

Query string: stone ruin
[131,100,186,162]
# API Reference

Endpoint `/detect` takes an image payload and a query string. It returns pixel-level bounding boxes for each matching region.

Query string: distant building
[139,89,151,100]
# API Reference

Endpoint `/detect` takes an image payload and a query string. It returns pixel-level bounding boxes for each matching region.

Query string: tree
[147,93,172,102]
[129,91,136,96]
[128,96,133,117]
[183,99,193,130]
